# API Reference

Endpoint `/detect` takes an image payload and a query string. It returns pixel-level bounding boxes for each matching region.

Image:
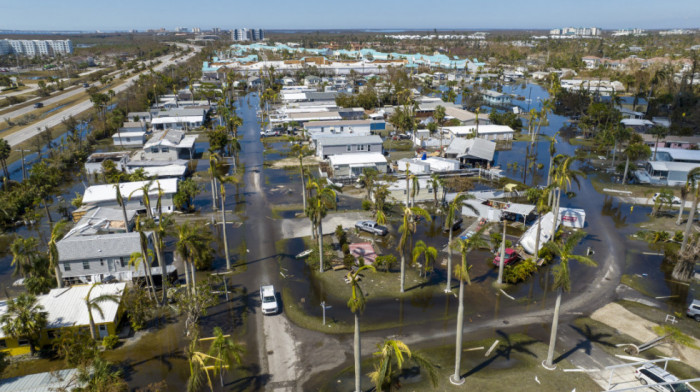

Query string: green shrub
[342,243,350,255]
[375,254,397,272]
[673,230,684,242]
[503,259,537,284]
[343,253,356,269]
[362,199,372,211]
[102,335,119,350]
[335,225,347,246]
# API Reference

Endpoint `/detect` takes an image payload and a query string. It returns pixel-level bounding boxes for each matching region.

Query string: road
[2,85,84,120]
[3,46,200,147]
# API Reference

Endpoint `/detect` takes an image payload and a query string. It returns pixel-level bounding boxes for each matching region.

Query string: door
[98,325,108,338]
[107,259,116,273]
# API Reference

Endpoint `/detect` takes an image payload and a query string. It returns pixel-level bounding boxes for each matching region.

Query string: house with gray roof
[444,137,496,167]
[0,369,82,391]
[315,135,383,159]
[139,129,197,161]
[56,232,155,285]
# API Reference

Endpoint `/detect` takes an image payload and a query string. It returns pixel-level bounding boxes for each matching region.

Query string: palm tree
[428,173,443,207]
[550,156,583,241]
[208,152,221,210]
[368,339,438,392]
[48,220,68,288]
[649,125,669,161]
[347,265,376,392]
[290,142,312,210]
[542,231,596,369]
[206,326,245,387]
[410,175,421,206]
[358,168,379,200]
[450,228,488,385]
[412,240,437,277]
[187,332,222,392]
[444,193,473,292]
[0,293,48,356]
[176,222,214,295]
[434,105,447,155]
[306,178,340,273]
[373,184,390,225]
[611,125,631,169]
[10,236,40,277]
[544,133,557,206]
[114,183,130,233]
[621,134,651,184]
[217,174,239,270]
[398,206,431,293]
[130,217,157,300]
[403,168,413,207]
[84,283,121,340]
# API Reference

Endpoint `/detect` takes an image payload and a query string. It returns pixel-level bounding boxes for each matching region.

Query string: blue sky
[3,0,699,31]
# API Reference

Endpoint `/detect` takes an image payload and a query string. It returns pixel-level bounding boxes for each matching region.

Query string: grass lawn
[319,333,601,392]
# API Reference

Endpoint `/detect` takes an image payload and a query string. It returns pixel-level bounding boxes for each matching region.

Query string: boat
[519,212,560,255]
[295,249,313,259]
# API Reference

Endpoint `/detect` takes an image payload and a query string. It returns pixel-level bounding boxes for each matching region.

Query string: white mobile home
[519,212,560,255]
[328,152,388,178]
[112,131,146,147]
[81,178,178,214]
[315,135,383,159]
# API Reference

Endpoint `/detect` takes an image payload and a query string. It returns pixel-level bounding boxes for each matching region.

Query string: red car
[493,248,519,266]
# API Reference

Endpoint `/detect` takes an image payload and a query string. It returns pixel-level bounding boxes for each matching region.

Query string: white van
[260,285,279,315]
[634,364,690,391]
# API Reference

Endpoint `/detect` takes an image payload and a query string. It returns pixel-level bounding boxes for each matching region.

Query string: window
[18,339,28,346]
[126,138,131,142]
[151,147,159,153]
[100,259,104,266]
[83,261,90,270]
[367,145,371,151]
[47,330,58,339]
[64,263,71,271]
[0,339,6,348]
[358,144,365,151]
[161,147,169,153]
[346,145,351,152]
[120,257,126,268]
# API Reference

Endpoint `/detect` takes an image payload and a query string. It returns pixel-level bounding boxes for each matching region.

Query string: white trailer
[519,212,560,255]
[559,207,586,228]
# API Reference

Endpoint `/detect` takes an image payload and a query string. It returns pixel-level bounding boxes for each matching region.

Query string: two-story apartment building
[315,135,383,159]
[56,232,155,285]
[482,90,512,107]
[139,129,197,161]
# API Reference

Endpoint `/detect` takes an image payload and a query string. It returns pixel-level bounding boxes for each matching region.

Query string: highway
[3,45,201,147]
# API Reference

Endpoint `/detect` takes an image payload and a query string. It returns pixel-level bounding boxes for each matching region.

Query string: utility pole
[497,218,506,285]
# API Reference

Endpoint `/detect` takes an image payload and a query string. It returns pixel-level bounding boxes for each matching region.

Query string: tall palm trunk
[551,188,560,241]
[299,158,307,210]
[451,261,466,384]
[121,203,130,233]
[353,313,361,392]
[211,177,217,210]
[154,238,167,305]
[534,217,542,258]
[681,189,698,252]
[54,265,63,288]
[676,192,687,226]
[43,202,52,224]
[622,156,630,184]
[611,141,617,168]
[400,248,406,293]
[190,261,198,296]
[183,257,191,293]
[405,175,410,206]
[497,221,506,284]
[318,218,324,273]
[221,192,231,269]
[88,312,97,340]
[544,288,562,368]
[445,228,453,292]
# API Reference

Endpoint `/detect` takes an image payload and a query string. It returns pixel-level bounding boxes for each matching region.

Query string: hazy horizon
[3,0,699,32]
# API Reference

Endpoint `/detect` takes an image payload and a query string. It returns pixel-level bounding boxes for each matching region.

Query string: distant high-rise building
[212,27,221,33]
[231,28,264,42]
[192,27,201,33]
[1,39,72,57]
[549,27,601,38]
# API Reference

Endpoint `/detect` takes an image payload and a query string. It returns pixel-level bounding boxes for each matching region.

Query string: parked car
[355,220,388,236]
[260,285,279,315]
[652,193,681,205]
[687,299,700,321]
[493,248,519,266]
[33,102,43,108]
[443,217,463,233]
[260,130,279,137]
[459,231,475,240]
[83,83,90,88]
[634,364,690,391]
